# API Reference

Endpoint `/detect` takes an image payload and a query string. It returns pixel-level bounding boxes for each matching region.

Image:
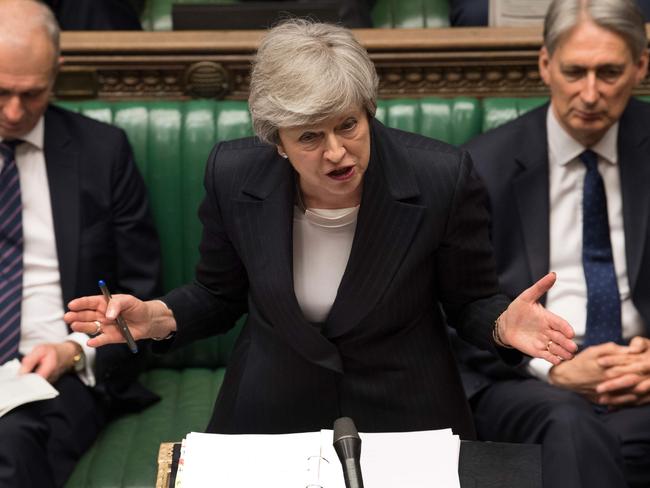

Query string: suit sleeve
[436,150,520,362]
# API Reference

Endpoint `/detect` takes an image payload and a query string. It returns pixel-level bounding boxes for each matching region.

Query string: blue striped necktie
[0,140,23,364]
[579,149,622,346]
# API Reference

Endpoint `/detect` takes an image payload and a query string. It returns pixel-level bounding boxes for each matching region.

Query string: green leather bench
[138,0,451,31]
[60,96,544,487]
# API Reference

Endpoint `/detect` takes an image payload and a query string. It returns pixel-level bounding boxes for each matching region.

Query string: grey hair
[0,0,61,64]
[544,0,647,60]
[248,19,379,144]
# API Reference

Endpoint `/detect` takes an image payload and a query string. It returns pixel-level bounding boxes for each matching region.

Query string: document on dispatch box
[175,427,461,487]
[0,359,59,417]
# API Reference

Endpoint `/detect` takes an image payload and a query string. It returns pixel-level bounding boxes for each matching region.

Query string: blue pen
[98,280,138,354]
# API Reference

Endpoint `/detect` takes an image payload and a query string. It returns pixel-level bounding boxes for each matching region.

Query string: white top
[1,119,95,385]
[526,107,645,380]
[292,204,359,323]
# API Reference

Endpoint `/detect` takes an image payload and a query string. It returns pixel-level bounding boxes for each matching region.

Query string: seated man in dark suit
[0,1,161,487]
[451,0,650,487]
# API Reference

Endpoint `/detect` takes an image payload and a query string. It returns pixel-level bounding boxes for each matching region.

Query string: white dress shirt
[1,118,95,385]
[293,205,358,323]
[526,107,645,380]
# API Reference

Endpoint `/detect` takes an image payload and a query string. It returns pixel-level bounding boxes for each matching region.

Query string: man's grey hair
[0,0,61,64]
[544,0,647,60]
[248,19,379,144]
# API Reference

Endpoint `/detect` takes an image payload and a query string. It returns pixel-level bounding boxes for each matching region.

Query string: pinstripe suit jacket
[162,118,517,438]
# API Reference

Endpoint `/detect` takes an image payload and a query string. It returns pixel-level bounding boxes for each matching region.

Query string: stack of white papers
[0,359,59,417]
[175,427,461,488]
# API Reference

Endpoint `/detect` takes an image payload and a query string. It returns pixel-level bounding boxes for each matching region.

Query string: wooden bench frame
[58,26,650,101]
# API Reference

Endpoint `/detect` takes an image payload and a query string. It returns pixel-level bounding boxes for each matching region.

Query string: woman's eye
[341,118,357,131]
[299,133,317,143]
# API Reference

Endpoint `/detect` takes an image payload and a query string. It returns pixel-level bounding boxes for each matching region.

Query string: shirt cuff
[525,357,554,382]
[66,332,97,387]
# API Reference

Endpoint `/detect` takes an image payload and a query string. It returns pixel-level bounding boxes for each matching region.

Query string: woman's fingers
[546,338,575,361]
[518,272,557,303]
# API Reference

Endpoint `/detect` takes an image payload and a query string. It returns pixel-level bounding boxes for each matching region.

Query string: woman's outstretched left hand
[497,272,578,365]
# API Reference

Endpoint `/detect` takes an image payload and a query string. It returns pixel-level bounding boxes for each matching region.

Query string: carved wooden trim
[56,26,650,100]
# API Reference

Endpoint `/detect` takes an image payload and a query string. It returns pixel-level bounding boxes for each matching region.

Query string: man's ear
[538,46,552,86]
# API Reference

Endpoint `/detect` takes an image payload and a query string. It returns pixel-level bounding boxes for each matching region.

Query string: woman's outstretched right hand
[65,295,175,348]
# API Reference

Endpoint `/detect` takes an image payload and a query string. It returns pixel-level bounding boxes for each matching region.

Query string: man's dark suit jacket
[43,105,161,411]
[452,99,650,399]
[159,118,517,438]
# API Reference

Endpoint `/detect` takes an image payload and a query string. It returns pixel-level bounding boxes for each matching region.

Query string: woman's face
[277,108,370,209]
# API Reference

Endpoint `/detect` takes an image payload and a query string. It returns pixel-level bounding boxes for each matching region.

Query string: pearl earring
[280,152,288,159]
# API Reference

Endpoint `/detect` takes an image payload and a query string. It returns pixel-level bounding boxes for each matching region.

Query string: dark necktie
[579,149,622,346]
[0,140,23,364]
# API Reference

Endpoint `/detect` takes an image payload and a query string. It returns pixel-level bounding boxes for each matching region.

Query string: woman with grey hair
[67,19,576,437]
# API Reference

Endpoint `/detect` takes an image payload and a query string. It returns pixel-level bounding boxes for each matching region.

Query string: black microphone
[333,417,364,488]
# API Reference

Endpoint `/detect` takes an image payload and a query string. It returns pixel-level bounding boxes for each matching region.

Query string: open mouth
[327,166,355,180]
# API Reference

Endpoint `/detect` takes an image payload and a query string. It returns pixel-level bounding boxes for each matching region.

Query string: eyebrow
[559,62,626,70]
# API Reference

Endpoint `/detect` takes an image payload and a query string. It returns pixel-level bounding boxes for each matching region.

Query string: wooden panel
[56,26,650,100]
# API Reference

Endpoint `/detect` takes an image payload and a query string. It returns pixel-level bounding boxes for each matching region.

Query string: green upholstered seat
[376,97,481,146]
[140,0,450,31]
[372,0,450,28]
[480,97,548,132]
[60,96,531,487]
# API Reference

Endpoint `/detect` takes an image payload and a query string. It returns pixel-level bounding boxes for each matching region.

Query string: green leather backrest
[141,0,450,30]
[372,0,449,28]
[376,97,481,146]
[481,97,548,132]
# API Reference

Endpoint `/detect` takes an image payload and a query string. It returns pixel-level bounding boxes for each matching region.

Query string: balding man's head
[0,0,61,138]
[0,0,60,65]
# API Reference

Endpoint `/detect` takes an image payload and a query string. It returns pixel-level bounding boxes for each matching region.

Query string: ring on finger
[93,320,103,336]
[546,340,553,353]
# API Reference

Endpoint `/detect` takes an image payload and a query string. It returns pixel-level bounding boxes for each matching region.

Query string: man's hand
[594,336,650,407]
[498,272,577,365]
[548,342,627,399]
[19,341,80,384]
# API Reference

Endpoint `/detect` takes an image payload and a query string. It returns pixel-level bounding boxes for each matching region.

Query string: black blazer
[452,99,650,398]
[44,105,162,412]
[161,118,517,438]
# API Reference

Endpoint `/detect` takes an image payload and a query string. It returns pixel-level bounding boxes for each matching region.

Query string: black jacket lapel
[43,107,80,307]
[325,120,424,338]
[511,107,550,285]
[235,146,343,372]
